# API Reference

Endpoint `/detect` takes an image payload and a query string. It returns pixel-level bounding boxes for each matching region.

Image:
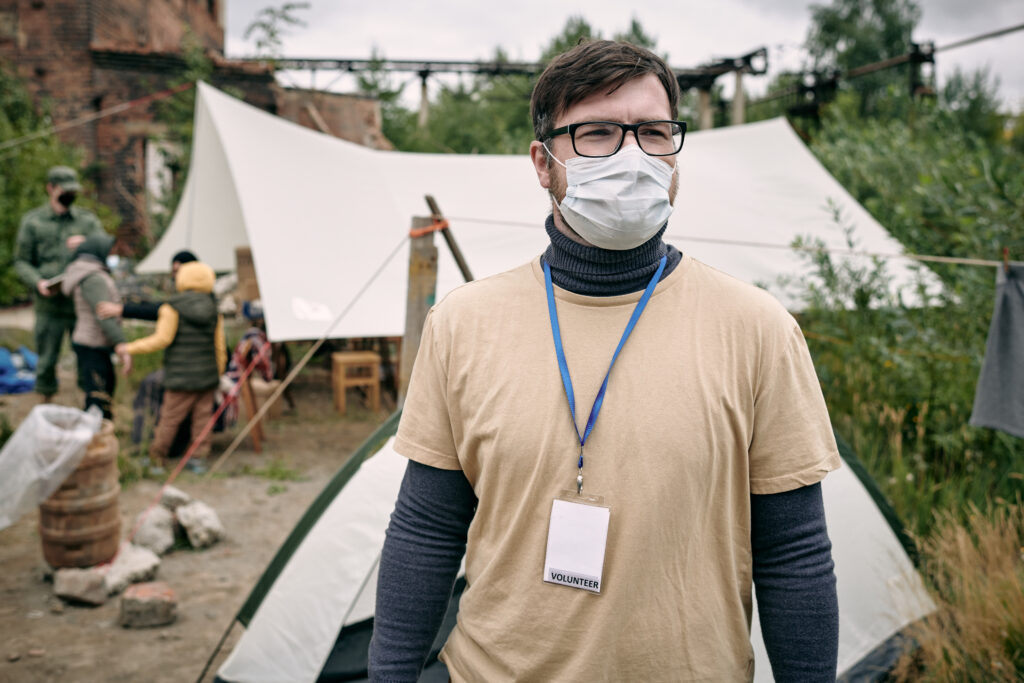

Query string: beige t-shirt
[394,255,841,682]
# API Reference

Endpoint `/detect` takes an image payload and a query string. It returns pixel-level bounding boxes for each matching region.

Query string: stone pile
[50,485,225,627]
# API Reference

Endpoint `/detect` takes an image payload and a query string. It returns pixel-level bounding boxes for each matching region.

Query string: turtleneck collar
[541,214,682,296]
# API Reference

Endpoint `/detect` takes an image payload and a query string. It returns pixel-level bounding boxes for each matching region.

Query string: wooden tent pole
[398,216,438,405]
[425,195,474,283]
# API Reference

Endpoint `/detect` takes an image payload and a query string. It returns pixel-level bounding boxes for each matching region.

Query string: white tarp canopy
[216,438,936,683]
[141,83,932,342]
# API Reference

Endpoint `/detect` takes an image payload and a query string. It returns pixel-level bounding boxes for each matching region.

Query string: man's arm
[121,300,161,321]
[123,304,179,355]
[83,211,104,237]
[368,460,476,682]
[13,217,41,290]
[751,482,838,682]
[214,316,227,375]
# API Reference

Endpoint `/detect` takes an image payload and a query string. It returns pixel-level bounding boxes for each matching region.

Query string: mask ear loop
[542,141,569,209]
[541,141,567,169]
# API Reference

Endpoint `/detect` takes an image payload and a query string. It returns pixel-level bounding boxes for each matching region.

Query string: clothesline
[446,216,1024,269]
[0,82,194,155]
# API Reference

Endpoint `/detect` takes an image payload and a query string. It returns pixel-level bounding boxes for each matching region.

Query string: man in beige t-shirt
[369,40,841,683]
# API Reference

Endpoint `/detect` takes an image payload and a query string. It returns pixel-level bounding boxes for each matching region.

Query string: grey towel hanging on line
[969,264,1024,439]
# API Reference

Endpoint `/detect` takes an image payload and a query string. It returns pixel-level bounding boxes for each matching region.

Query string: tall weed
[890,503,1024,682]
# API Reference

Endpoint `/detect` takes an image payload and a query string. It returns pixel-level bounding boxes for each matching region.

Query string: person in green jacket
[13,166,105,400]
[61,234,130,419]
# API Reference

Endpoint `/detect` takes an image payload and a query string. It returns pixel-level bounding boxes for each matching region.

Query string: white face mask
[546,143,676,250]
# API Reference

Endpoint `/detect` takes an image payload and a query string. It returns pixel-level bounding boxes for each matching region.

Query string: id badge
[543,492,610,593]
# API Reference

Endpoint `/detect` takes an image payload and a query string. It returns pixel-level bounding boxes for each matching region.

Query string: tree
[541,16,600,61]
[380,16,666,154]
[0,63,116,304]
[614,16,658,50]
[806,0,921,116]
[744,71,807,124]
[940,66,1004,144]
[353,47,419,150]
[243,2,311,61]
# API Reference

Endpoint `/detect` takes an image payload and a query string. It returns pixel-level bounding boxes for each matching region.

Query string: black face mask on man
[57,192,77,208]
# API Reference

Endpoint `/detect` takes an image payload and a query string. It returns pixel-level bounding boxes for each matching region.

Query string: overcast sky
[224,1,1024,113]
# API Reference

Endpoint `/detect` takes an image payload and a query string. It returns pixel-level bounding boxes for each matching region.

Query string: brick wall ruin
[0,0,389,253]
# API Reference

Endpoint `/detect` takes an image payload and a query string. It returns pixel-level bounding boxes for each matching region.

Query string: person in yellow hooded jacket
[117,260,226,472]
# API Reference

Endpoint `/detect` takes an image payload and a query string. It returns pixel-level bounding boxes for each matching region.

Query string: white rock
[104,542,160,596]
[159,486,192,511]
[54,568,108,606]
[132,505,175,556]
[175,501,225,549]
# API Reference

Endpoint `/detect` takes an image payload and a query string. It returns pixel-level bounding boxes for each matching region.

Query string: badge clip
[576,446,584,495]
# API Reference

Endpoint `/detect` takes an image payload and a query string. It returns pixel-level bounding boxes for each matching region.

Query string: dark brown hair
[530,40,680,141]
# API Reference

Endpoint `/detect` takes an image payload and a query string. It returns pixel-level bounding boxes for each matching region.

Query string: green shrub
[789,104,1024,537]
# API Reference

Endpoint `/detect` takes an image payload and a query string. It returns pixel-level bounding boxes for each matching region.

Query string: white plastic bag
[0,405,102,530]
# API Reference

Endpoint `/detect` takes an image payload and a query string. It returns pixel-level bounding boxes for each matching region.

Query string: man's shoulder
[69,206,101,226]
[685,257,795,328]
[432,260,537,316]
[19,204,51,227]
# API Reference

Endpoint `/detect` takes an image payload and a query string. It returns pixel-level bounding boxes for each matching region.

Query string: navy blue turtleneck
[368,217,839,682]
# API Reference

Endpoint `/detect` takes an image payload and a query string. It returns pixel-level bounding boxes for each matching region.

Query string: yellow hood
[175,261,216,293]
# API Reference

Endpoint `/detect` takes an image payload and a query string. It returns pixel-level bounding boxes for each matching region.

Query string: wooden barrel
[38,420,121,568]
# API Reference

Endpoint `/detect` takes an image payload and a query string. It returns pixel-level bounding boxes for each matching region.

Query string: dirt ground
[0,353,391,683]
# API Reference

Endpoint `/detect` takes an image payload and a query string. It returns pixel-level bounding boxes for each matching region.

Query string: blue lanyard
[543,255,667,494]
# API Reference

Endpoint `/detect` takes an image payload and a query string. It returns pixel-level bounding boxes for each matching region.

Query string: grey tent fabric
[970,265,1024,438]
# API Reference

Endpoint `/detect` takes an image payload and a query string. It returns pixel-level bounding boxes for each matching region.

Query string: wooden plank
[399,217,438,406]
[425,195,474,283]
[235,246,260,302]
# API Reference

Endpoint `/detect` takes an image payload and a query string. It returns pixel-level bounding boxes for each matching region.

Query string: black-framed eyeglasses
[545,120,687,158]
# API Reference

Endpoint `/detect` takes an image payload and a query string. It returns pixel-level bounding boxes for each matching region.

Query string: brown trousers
[150,389,215,462]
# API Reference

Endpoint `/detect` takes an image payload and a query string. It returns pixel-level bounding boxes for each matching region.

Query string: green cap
[47,166,82,192]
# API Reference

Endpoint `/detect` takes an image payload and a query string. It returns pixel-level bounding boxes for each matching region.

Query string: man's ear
[529,140,551,190]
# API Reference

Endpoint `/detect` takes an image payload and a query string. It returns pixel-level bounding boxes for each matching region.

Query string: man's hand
[97,301,123,319]
[66,234,86,251]
[36,280,53,297]
[115,343,133,375]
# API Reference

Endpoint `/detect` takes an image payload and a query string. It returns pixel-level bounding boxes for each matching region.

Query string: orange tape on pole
[409,219,450,238]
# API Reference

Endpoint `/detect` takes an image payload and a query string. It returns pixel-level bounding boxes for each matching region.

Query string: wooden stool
[331,351,381,415]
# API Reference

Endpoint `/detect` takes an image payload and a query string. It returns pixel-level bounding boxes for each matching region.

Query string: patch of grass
[0,326,33,350]
[891,503,1024,682]
[241,458,304,482]
[117,451,144,485]
[266,483,288,496]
